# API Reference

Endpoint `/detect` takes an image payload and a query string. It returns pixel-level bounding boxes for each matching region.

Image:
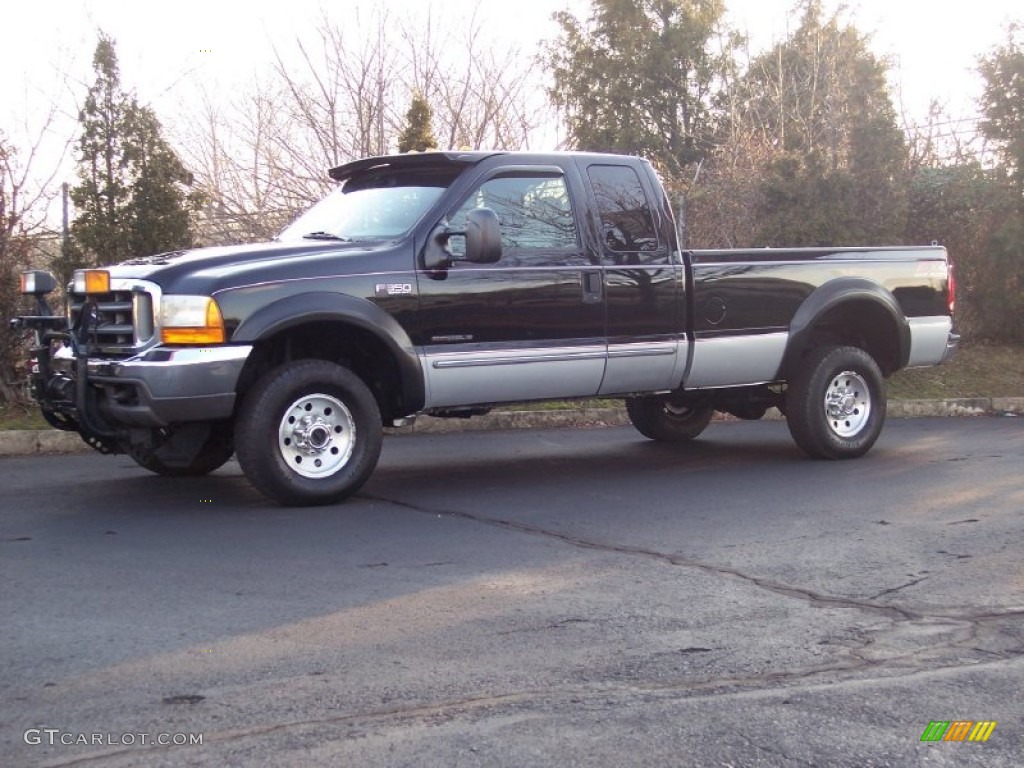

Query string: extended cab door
[414,164,606,409]
[581,161,686,395]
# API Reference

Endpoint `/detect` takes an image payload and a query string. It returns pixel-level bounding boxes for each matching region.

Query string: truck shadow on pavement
[92,424,806,514]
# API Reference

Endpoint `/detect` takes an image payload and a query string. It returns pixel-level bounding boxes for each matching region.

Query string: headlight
[160,296,226,344]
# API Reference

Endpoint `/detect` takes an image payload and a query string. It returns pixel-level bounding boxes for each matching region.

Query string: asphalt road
[2,417,1022,767]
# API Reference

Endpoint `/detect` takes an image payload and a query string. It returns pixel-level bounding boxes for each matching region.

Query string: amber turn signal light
[72,269,111,295]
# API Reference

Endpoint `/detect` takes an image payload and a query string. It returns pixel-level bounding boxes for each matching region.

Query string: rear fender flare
[778,278,910,379]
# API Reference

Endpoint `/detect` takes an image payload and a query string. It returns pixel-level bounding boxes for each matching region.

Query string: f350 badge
[375,282,414,297]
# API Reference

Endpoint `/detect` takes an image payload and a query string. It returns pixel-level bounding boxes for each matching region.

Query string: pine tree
[546,0,730,178]
[974,24,1024,340]
[398,94,439,153]
[739,1,908,246]
[979,24,1024,207]
[70,34,133,266]
[71,33,195,266]
[125,105,195,256]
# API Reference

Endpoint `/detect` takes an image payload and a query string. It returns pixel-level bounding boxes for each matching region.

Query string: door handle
[582,271,602,304]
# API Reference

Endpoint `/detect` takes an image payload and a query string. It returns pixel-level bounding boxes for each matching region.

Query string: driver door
[414,166,606,409]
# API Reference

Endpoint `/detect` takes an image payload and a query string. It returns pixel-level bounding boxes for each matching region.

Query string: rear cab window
[587,164,665,263]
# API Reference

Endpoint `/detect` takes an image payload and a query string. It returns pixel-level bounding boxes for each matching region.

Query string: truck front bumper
[86,345,253,427]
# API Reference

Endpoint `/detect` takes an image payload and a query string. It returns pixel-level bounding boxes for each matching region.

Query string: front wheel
[235,360,383,506]
[625,394,715,442]
[785,345,886,459]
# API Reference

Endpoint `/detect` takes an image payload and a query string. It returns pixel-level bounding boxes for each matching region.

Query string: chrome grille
[69,284,157,357]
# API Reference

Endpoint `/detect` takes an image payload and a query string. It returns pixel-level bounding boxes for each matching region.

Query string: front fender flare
[229,291,424,411]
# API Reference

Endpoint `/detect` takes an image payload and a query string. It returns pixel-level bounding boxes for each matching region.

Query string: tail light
[947,262,956,315]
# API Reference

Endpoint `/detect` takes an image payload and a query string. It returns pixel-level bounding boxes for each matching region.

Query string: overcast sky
[2,0,1020,213]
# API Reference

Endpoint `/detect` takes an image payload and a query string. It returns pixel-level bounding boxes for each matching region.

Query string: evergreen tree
[979,24,1024,207]
[397,94,439,153]
[974,24,1024,340]
[546,0,730,178]
[738,1,908,246]
[70,34,133,266]
[71,33,195,266]
[905,163,1012,338]
[125,105,195,256]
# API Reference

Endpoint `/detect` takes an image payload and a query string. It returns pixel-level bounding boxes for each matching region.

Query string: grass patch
[0,403,50,431]
[888,342,1024,399]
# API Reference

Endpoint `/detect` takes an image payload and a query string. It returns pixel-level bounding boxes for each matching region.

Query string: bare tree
[400,6,541,151]
[683,124,774,249]
[269,8,402,192]
[901,99,985,172]
[0,100,73,403]
[180,6,406,244]
[174,1,550,244]
[177,81,296,245]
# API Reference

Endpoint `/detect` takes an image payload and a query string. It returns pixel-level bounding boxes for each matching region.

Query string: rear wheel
[235,360,382,506]
[625,394,714,442]
[785,345,886,459]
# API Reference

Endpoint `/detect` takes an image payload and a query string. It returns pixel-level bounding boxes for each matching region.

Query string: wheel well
[235,321,407,420]
[798,300,903,376]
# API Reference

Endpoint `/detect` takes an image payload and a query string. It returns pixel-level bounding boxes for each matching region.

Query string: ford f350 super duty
[13,151,958,505]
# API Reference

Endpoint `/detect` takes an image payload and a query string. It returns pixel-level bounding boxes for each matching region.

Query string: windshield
[278,167,459,242]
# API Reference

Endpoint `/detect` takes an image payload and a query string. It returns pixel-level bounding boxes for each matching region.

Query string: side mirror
[463,207,502,264]
[422,208,503,272]
[424,224,455,270]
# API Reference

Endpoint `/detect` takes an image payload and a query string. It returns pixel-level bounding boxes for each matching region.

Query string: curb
[1,398,1021,458]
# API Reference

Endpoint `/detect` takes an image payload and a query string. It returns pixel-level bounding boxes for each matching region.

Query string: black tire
[625,394,715,442]
[235,360,382,506]
[123,422,234,477]
[785,345,886,459]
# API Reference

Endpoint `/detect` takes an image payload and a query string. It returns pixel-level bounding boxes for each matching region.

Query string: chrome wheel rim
[278,393,355,478]
[824,370,871,437]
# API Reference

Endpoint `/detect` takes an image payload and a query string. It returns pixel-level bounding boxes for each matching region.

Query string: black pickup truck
[13,151,958,505]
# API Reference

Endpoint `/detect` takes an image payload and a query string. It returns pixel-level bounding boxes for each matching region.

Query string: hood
[105,239,403,294]
[108,241,345,278]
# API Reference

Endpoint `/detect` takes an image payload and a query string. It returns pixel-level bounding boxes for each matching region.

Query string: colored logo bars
[920,721,997,742]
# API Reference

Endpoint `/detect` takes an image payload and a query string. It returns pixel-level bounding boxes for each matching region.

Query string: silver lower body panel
[906,316,955,367]
[599,338,685,395]
[420,342,606,409]
[685,332,788,389]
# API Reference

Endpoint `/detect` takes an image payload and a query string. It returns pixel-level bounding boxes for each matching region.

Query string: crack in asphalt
[363,493,1024,627]
[868,576,930,600]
